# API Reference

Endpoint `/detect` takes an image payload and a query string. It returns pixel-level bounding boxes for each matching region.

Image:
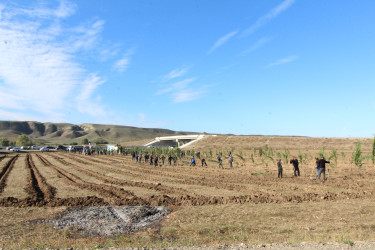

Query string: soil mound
[37,206,170,237]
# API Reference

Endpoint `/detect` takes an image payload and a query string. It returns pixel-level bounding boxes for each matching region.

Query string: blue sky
[0,0,374,137]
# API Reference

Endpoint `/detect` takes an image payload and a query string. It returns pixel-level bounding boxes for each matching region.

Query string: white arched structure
[144,134,214,148]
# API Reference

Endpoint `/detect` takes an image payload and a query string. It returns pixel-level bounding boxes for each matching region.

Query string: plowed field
[1,150,374,208]
[1,136,375,248]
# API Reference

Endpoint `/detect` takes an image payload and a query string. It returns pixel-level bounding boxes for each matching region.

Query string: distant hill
[0,121,197,145]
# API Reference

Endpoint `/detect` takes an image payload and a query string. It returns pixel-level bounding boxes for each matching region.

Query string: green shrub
[329,149,338,168]
[352,142,363,167]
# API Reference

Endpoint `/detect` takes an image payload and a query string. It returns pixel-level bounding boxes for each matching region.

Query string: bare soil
[0,135,374,248]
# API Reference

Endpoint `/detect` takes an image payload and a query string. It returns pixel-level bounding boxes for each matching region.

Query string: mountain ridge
[0,121,198,145]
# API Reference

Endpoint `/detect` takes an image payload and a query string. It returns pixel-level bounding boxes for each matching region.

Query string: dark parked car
[56,145,67,151]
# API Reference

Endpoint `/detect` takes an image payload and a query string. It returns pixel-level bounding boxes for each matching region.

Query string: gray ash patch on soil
[36,206,170,237]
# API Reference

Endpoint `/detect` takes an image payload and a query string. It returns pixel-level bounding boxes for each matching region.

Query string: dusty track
[0,155,18,194]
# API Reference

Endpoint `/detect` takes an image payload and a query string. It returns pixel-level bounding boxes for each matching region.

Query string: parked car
[75,146,84,151]
[10,147,21,152]
[31,145,40,150]
[40,147,49,152]
[56,145,67,151]
[6,146,14,150]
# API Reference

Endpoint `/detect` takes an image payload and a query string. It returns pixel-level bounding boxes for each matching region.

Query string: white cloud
[0,4,5,19]
[162,66,190,82]
[241,37,272,55]
[0,1,112,121]
[100,47,120,61]
[76,73,104,103]
[112,49,134,73]
[0,91,23,110]
[208,30,238,54]
[17,0,76,19]
[241,0,295,37]
[157,69,207,103]
[113,57,130,73]
[172,88,207,103]
[68,20,105,52]
[268,55,299,67]
[0,109,42,122]
[157,78,196,95]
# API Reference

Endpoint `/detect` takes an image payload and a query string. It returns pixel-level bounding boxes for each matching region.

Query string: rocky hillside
[0,121,195,145]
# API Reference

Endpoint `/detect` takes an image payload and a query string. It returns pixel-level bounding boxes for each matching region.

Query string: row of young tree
[2,134,375,168]
[114,139,375,168]
[243,141,375,169]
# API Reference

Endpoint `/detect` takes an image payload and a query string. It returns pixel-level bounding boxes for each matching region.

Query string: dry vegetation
[0,135,375,248]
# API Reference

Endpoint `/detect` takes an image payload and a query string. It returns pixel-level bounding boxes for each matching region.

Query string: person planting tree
[290,157,300,176]
[318,157,330,181]
[190,156,196,167]
[217,156,223,169]
[229,152,234,168]
[201,157,207,167]
[277,159,283,178]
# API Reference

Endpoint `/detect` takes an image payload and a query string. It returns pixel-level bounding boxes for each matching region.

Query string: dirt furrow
[107,160,251,192]
[48,154,138,196]
[66,154,329,198]
[83,155,375,204]
[53,156,354,206]
[60,153,191,195]
[24,154,56,202]
[103,155,372,196]
[36,154,148,206]
[0,155,19,194]
[1,153,372,208]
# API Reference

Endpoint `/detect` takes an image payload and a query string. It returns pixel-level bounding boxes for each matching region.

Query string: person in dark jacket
[318,157,330,181]
[168,155,172,166]
[277,159,283,178]
[290,157,300,176]
[154,156,158,167]
[201,158,208,167]
[217,156,223,169]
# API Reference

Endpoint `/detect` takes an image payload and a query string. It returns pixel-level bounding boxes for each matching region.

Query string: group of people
[190,152,233,169]
[132,152,180,167]
[277,156,330,181]
[73,147,330,181]
[189,156,209,167]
